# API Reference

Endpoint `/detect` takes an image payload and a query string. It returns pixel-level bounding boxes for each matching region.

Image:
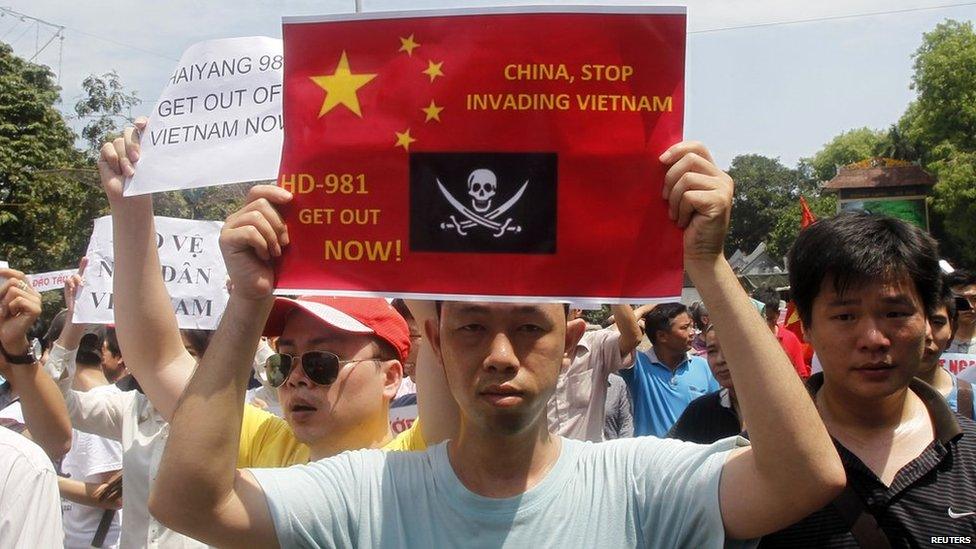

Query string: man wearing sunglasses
[257,295,414,457]
[150,141,844,548]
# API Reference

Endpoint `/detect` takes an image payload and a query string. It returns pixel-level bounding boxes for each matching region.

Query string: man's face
[100,342,125,380]
[952,283,976,329]
[276,311,399,445]
[403,318,421,380]
[431,302,568,436]
[805,274,926,400]
[659,312,694,354]
[704,329,732,389]
[921,304,953,372]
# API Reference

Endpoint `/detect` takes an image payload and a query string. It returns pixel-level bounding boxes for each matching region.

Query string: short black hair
[643,302,688,344]
[788,212,941,328]
[752,287,781,312]
[688,301,709,330]
[104,326,121,358]
[434,301,570,318]
[936,274,959,342]
[180,329,213,358]
[946,269,976,289]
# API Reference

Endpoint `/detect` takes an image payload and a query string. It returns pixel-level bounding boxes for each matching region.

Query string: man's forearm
[610,304,641,356]
[686,258,838,484]
[6,363,72,458]
[58,476,122,510]
[110,196,195,420]
[151,294,273,532]
[407,300,459,444]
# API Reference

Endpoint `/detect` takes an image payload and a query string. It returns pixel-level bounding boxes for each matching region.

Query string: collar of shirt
[806,372,963,503]
[644,347,692,372]
[719,388,732,409]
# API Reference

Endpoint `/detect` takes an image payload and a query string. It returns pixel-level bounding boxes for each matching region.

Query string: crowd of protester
[0,124,974,548]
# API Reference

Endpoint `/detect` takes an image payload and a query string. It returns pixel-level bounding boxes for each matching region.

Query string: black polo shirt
[667,390,742,444]
[760,374,976,548]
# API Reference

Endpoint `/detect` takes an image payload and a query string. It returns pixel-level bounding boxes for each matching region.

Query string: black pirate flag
[409,152,557,254]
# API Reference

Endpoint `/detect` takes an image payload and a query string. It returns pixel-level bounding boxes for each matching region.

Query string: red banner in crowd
[275,7,686,301]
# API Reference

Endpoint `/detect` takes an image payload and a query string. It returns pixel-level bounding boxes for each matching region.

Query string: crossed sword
[437,179,528,237]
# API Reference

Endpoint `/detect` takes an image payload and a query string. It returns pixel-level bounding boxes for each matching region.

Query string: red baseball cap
[263,296,410,362]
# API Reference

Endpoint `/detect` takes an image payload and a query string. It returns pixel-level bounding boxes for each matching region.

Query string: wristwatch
[0,338,41,365]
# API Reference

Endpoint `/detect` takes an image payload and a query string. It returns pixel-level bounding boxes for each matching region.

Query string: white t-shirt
[0,400,24,425]
[61,385,124,549]
[0,425,64,548]
[250,435,753,548]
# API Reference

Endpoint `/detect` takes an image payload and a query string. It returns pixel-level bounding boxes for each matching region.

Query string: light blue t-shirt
[620,349,721,437]
[249,436,752,549]
[947,372,976,418]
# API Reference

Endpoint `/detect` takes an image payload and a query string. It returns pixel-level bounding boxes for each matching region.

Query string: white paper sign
[27,269,76,293]
[388,404,418,435]
[125,36,283,196]
[0,260,8,287]
[940,353,976,376]
[74,216,229,329]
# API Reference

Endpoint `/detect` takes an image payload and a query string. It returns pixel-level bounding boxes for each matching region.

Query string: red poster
[276,7,686,302]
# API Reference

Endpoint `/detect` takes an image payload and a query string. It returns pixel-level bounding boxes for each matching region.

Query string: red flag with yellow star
[275,7,686,301]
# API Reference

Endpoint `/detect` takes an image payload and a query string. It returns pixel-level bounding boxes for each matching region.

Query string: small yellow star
[309,51,377,118]
[422,60,444,82]
[394,128,416,150]
[399,34,420,56]
[421,100,444,122]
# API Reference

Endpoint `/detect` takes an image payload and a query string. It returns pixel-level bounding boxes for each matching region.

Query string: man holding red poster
[275,6,686,302]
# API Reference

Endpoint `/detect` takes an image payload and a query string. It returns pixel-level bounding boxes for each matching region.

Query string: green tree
[0,42,103,275]
[74,71,140,161]
[900,20,976,267]
[805,127,886,182]
[724,155,805,256]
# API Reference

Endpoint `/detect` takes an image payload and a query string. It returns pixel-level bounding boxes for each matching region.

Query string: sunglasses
[264,351,381,388]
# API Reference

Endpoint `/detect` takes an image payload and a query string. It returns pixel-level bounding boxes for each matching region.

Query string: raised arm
[96,118,196,421]
[0,269,72,458]
[45,275,126,441]
[660,141,844,540]
[150,185,289,548]
[405,299,459,445]
[610,304,641,359]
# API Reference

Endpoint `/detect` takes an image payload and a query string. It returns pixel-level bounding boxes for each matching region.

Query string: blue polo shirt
[620,348,720,438]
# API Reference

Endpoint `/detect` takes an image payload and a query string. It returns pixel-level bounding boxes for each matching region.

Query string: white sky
[5,1,976,168]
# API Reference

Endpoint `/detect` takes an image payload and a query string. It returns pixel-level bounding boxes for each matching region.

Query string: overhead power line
[690,1,976,34]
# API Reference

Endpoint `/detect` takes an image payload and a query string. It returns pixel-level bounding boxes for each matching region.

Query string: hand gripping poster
[276,6,686,302]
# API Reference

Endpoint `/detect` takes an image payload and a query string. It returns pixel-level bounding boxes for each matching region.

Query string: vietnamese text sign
[940,353,976,376]
[74,216,228,329]
[27,269,76,293]
[125,36,284,196]
[275,7,686,302]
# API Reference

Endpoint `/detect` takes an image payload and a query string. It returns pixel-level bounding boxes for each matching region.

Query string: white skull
[467,169,497,213]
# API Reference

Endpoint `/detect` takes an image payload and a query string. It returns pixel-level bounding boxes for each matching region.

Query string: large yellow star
[421,100,444,122]
[399,34,420,56]
[394,128,416,150]
[309,51,377,118]
[422,60,444,82]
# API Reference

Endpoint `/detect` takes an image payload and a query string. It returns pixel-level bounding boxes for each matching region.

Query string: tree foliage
[900,20,976,268]
[0,42,103,276]
[805,127,886,182]
[74,71,140,161]
[724,154,813,256]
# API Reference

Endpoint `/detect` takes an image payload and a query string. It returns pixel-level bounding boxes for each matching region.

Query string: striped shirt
[760,375,976,547]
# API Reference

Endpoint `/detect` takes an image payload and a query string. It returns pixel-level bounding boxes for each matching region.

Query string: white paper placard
[27,269,76,293]
[74,216,228,329]
[125,36,283,196]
